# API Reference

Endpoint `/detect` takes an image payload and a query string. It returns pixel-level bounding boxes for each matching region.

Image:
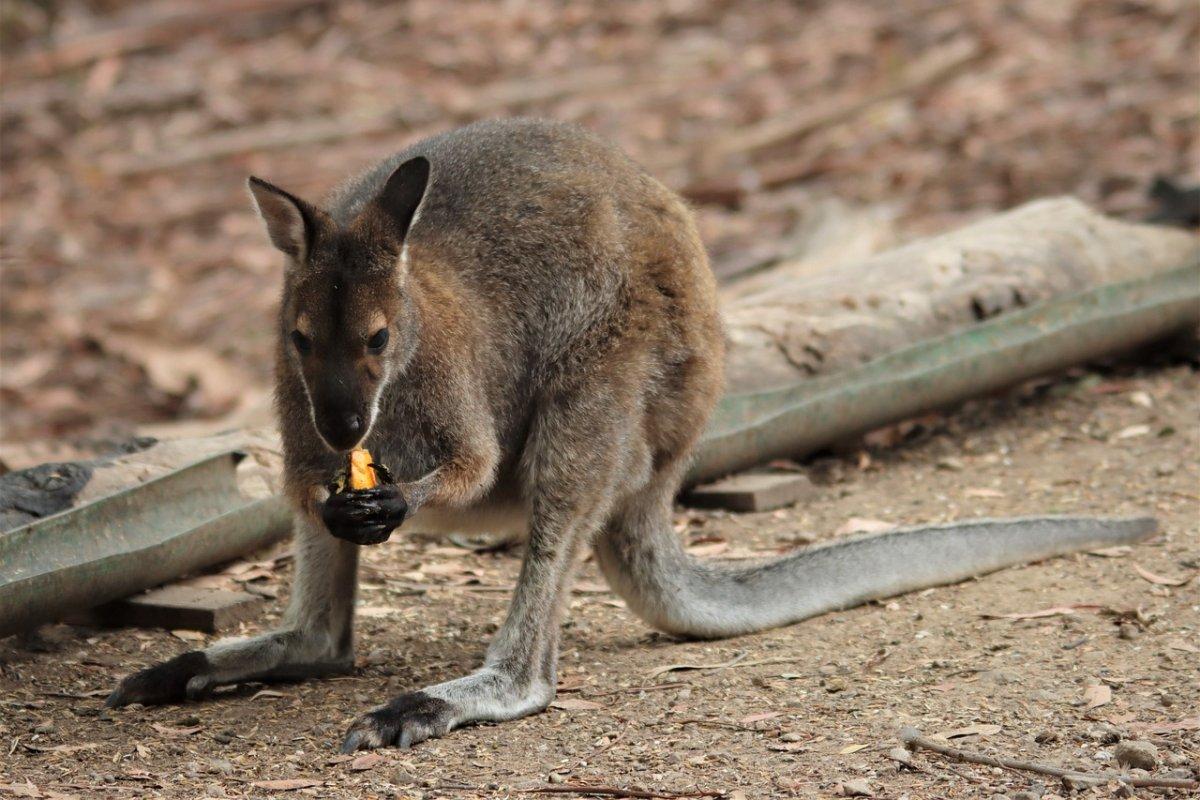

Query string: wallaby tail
[595,506,1156,639]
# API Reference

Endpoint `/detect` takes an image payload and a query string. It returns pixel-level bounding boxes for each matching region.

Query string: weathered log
[722,197,1198,392]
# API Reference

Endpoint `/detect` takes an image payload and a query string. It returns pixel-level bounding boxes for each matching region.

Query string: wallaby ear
[376,156,430,243]
[246,176,327,262]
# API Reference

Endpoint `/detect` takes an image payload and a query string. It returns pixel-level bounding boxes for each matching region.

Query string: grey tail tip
[1123,516,1159,539]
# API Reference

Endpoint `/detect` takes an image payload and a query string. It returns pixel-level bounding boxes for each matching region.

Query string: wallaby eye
[290,330,312,354]
[367,327,390,353]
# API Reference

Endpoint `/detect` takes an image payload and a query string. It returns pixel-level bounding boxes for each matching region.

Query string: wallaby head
[248,156,431,452]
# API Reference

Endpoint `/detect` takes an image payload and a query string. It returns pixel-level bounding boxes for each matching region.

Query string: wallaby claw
[340,692,454,751]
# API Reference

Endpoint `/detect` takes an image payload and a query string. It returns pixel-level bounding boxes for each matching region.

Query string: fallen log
[722,196,1198,391]
[0,198,1195,634]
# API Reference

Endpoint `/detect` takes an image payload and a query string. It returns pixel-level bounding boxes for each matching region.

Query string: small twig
[590,681,690,697]
[521,785,722,799]
[901,727,1198,790]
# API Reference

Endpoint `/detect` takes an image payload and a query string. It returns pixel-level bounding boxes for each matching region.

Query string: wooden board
[684,472,816,512]
[77,586,265,633]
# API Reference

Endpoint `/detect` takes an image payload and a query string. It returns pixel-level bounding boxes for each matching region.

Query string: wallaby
[107,118,1155,751]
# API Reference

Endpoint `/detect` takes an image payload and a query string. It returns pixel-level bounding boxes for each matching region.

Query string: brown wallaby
[107,118,1155,751]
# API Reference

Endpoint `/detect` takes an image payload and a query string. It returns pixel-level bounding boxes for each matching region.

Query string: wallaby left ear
[377,156,431,243]
[247,176,330,263]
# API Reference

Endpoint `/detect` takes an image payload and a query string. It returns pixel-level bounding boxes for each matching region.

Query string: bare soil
[2,363,1197,798]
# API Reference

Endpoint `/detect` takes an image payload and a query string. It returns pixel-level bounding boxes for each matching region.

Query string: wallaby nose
[316,410,367,452]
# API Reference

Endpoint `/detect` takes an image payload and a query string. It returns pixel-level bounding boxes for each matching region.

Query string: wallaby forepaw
[321,485,408,546]
[105,650,212,707]
[340,692,454,751]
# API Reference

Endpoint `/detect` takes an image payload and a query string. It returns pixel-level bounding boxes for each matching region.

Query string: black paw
[321,485,408,545]
[341,692,454,751]
[105,651,211,707]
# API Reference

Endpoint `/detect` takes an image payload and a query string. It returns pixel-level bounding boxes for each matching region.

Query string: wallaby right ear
[247,176,329,263]
[376,156,431,244]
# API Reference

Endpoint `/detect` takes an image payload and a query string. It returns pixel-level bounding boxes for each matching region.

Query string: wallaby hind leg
[341,376,645,751]
[107,512,358,706]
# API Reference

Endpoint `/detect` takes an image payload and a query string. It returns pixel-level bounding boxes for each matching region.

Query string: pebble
[33,722,54,734]
[207,759,235,776]
[213,731,235,744]
[1012,792,1040,800]
[1089,723,1122,743]
[823,677,848,693]
[780,732,806,743]
[839,778,874,797]
[1114,740,1158,770]
[1165,752,1191,768]
[178,714,201,727]
[1033,730,1058,744]
[1118,623,1139,640]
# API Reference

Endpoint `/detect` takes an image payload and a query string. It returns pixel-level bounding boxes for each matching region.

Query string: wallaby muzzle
[312,374,369,452]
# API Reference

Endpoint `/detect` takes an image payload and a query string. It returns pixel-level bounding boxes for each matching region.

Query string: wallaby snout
[311,374,371,452]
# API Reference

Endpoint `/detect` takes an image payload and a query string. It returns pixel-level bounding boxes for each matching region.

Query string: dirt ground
[2,362,1196,799]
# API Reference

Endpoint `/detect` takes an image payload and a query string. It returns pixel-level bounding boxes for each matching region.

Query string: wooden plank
[684,472,816,513]
[79,586,265,633]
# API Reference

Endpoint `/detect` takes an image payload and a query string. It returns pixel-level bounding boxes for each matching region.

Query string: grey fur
[108,119,1157,749]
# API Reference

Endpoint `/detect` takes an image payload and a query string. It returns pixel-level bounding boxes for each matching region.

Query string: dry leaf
[1,783,42,798]
[739,711,781,724]
[421,562,476,577]
[150,723,202,737]
[1167,640,1200,653]
[1133,564,1192,586]
[1116,424,1150,439]
[964,487,1005,498]
[983,604,1105,620]
[647,652,748,678]
[170,629,206,642]
[936,723,1001,739]
[838,743,869,754]
[250,779,321,791]
[549,698,603,711]
[687,541,729,557]
[835,518,896,535]
[1087,546,1131,558]
[1083,684,1112,709]
[1134,716,1200,733]
[349,753,385,771]
[22,743,98,754]
[250,689,286,700]
[356,605,399,618]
